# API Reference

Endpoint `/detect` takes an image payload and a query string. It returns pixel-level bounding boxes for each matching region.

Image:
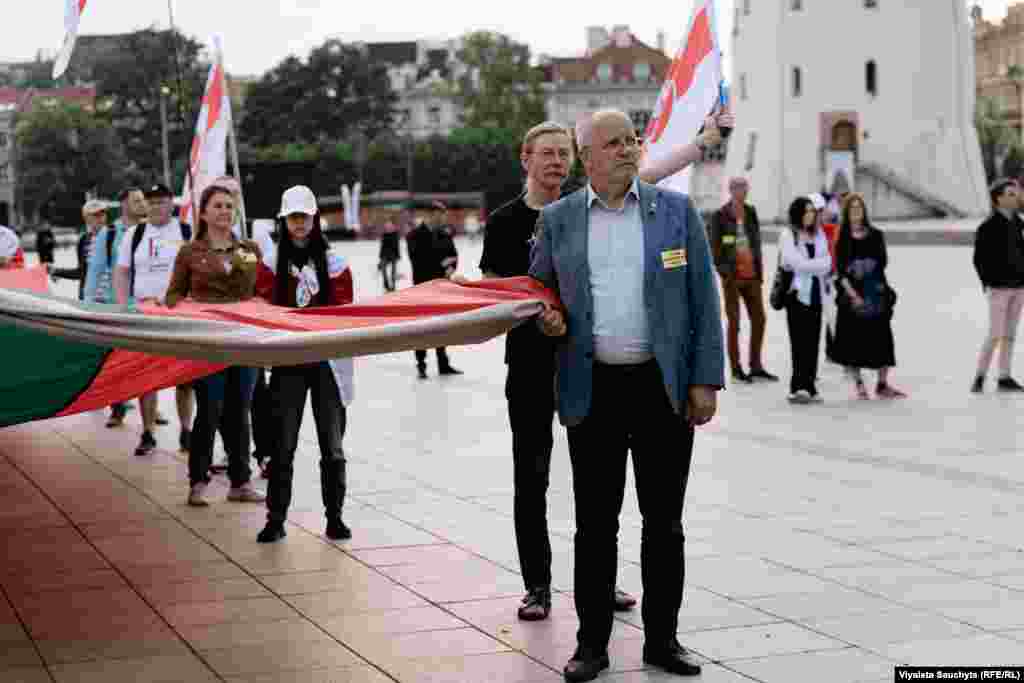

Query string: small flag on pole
[53,0,88,79]
[180,37,233,226]
[643,0,724,194]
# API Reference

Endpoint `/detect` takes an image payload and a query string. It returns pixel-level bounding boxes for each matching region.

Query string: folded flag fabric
[0,267,557,427]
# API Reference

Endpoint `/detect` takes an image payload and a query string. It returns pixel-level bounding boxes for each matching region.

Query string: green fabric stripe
[0,323,109,427]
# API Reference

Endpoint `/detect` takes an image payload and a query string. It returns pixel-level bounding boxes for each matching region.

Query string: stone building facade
[973,3,1024,137]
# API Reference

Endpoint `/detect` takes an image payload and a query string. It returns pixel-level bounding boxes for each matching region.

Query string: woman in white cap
[254,185,354,543]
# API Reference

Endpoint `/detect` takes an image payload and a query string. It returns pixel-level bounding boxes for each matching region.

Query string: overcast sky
[3,1,1014,77]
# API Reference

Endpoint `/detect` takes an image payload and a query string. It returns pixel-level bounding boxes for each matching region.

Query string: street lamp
[159,85,172,187]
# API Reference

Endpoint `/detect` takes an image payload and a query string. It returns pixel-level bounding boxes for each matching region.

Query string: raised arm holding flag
[52,0,87,79]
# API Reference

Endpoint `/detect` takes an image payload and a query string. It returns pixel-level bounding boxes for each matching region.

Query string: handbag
[769,266,792,311]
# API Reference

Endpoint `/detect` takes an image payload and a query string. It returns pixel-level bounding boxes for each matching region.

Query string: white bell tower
[725,0,989,221]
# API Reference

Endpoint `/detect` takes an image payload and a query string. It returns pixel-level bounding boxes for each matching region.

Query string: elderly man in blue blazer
[529,109,725,681]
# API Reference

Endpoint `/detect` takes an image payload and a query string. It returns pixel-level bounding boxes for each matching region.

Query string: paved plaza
[1,237,1023,682]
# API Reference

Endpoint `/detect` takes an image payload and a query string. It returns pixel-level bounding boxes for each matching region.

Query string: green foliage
[87,28,207,185]
[448,126,519,148]
[240,40,397,148]
[15,103,127,223]
[976,96,1017,182]
[454,31,547,142]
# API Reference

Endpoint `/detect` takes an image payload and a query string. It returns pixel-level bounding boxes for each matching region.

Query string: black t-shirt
[480,195,555,367]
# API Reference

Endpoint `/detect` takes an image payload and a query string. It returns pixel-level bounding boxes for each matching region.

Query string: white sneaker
[227,484,266,503]
[187,482,209,507]
[788,390,813,404]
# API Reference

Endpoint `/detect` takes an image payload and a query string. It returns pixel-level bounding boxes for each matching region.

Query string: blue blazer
[529,181,725,427]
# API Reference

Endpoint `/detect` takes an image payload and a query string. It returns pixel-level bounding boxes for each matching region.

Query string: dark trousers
[189,367,257,488]
[380,260,398,292]
[506,359,555,591]
[722,277,767,372]
[566,360,695,652]
[785,299,823,394]
[265,362,347,524]
[415,347,450,369]
[250,368,270,460]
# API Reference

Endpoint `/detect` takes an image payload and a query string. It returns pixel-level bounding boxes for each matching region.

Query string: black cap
[144,183,173,199]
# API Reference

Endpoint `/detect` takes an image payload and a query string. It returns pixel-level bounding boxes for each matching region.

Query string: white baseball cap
[278,185,318,217]
[82,199,107,216]
[807,193,826,210]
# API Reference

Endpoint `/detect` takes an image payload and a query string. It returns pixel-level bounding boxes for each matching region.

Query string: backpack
[129,222,192,297]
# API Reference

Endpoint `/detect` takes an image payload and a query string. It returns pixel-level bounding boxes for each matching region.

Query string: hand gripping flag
[180,39,232,225]
[643,0,724,194]
[52,0,88,79]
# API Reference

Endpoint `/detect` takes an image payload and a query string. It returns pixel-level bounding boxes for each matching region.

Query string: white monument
[724,0,989,222]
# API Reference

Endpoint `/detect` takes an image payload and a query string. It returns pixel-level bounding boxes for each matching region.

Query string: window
[744,0,751,15]
[630,110,651,134]
[740,73,748,100]
[744,132,758,172]
[866,60,877,96]
[865,0,877,7]
[428,106,441,127]
[0,163,9,182]
[791,0,802,10]
[0,132,8,148]
[633,62,651,82]
[733,7,741,36]
[596,63,613,82]
[792,67,802,97]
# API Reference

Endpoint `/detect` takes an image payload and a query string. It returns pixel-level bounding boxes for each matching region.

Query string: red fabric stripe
[670,7,714,99]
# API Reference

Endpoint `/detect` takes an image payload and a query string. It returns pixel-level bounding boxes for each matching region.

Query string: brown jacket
[165,236,262,307]
[708,202,764,282]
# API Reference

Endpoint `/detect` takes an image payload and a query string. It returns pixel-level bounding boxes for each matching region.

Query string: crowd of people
[8,103,1024,682]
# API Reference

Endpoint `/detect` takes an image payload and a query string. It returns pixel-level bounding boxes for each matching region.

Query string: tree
[89,29,207,185]
[976,96,1017,182]
[1008,64,1024,144]
[240,40,397,149]
[15,103,128,225]
[454,31,547,141]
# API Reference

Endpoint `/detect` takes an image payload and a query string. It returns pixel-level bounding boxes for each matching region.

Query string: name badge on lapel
[721,235,736,245]
[661,248,687,270]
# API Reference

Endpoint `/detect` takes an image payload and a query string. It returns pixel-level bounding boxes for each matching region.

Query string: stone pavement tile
[983,571,1024,591]
[0,643,44,670]
[928,595,1024,630]
[0,566,128,595]
[799,608,986,650]
[814,562,958,596]
[612,588,780,633]
[349,544,472,567]
[742,587,897,622]
[407,573,527,603]
[199,640,362,677]
[1,668,52,683]
[727,647,897,682]
[158,597,298,629]
[381,651,560,683]
[224,664,393,683]
[258,567,385,596]
[0,622,31,643]
[341,516,448,550]
[598,664,757,682]
[47,653,219,683]
[882,633,1024,666]
[92,534,226,568]
[34,624,191,665]
[878,578,1018,609]
[120,560,250,587]
[233,546,364,576]
[924,550,1024,578]
[176,617,334,650]
[319,605,469,638]
[286,584,429,618]
[864,536,1005,562]
[522,634,696,675]
[136,576,275,606]
[338,626,509,664]
[681,623,850,662]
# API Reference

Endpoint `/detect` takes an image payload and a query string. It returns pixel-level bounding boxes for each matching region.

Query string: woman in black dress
[831,194,906,400]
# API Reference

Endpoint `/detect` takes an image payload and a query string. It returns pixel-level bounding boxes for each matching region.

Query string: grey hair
[575,109,632,153]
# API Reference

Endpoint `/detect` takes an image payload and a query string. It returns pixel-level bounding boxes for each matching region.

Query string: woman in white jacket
[254,186,355,543]
[780,196,833,403]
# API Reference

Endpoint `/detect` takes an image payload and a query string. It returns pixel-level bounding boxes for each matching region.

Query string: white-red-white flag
[643,0,723,194]
[53,0,88,79]
[180,40,232,226]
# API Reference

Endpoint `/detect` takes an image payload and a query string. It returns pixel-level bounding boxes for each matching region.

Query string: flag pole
[166,0,198,227]
[225,73,249,239]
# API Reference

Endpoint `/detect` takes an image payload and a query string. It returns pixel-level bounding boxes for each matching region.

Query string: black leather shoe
[563,647,609,682]
[517,587,551,621]
[997,376,1024,392]
[749,367,780,382]
[325,518,351,540]
[731,367,753,383]
[134,431,156,457]
[438,365,463,376]
[643,640,702,676]
[417,365,428,380]
[612,588,637,611]
[257,522,286,544]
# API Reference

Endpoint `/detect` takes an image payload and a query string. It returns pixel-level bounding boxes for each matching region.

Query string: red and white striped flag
[180,40,232,226]
[643,0,723,194]
[52,0,88,79]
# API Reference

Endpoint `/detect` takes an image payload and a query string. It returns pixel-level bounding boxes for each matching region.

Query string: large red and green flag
[0,267,557,428]
[53,0,88,79]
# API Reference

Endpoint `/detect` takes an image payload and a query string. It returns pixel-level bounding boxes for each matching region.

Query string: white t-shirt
[117,219,187,300]
[0,225,19,259]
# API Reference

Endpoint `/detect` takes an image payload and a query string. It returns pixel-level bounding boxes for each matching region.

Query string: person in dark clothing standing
[35,225,57,266]
[708,177,777,384]
[49,199,108,300]
[254,186,355,544]
[407,202,461,379]
[378,219,401,292]
[972,178,1024,393]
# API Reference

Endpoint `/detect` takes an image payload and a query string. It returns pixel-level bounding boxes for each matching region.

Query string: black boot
[321,457,349,540]
[257,520,286,543]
